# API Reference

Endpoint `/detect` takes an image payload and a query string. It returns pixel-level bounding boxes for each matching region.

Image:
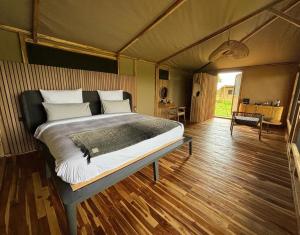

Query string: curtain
[190,73,218,123]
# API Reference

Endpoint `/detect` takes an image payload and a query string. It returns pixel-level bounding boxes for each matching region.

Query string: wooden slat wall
[0,61,136,156]
[190,73,218,123]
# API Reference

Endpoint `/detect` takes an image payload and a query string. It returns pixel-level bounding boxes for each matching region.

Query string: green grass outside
[215,99,232,118]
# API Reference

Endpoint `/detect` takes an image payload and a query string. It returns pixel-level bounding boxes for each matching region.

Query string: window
[26,43,118,74]
[228,89,233,95]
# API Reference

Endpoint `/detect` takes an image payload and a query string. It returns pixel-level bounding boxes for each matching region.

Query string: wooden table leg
[230,119,234,136]
[189,141,192,156]
[153,160,159,181]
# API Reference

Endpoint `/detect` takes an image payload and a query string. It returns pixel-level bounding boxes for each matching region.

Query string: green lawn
[215,100,232,118]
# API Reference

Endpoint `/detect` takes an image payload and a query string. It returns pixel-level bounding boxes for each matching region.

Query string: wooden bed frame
[71,137,184,191]
[42,136,192,235]
[20,90,192,235]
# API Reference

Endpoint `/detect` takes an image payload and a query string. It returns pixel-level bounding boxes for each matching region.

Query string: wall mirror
[160,87,168,99]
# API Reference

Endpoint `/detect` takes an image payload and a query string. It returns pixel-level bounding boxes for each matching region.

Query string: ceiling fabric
[165,0,300,70]
[39,0,173,52]
[0,0,299,71]
[124,0,274,61]
[0,0,32,30]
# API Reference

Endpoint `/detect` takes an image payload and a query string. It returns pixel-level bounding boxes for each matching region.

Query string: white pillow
[102,99,131,114]
[97,90,123,101]
[42,102,92,121]
[40,89,83,103]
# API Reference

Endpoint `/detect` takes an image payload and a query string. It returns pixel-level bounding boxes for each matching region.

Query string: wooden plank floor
[0,118,297,234]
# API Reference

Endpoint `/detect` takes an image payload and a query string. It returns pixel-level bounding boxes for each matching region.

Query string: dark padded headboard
[20,90,132,134]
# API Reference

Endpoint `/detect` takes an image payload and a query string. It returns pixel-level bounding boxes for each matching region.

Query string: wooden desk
[158,103,176,118]
[158,103,176,109]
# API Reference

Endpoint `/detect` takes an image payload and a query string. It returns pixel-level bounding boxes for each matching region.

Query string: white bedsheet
[34,113,184,184]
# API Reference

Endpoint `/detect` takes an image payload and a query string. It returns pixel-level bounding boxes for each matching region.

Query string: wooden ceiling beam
[117,0,187,54]
[32,0,40,42]
[205,61,297,73]
[0,23,164,66]
[0,24,30,35]
[158,0,283,64]
[241,0,300,42]
[268,7,300,28]
[0,23,118,59]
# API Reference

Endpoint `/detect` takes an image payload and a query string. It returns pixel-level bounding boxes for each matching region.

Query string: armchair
[230,111,263,140]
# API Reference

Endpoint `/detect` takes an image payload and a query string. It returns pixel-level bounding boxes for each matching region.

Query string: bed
[20,90,192,235]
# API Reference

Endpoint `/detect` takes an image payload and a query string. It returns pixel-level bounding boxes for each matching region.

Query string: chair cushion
[235,115,259,126]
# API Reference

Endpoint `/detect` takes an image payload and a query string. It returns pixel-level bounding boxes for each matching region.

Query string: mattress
[34,113,184,184]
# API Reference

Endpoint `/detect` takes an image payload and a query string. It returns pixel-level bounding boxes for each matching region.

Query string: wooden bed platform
[42,136,192,235]
[71,137,186,191]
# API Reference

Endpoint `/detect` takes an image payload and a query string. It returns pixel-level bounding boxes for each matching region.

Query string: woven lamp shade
[209,40,249,62]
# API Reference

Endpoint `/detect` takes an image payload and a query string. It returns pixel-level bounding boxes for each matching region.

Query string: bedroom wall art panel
[0,60,136,156]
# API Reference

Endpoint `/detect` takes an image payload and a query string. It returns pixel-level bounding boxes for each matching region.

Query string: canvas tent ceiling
[0,0,299,71]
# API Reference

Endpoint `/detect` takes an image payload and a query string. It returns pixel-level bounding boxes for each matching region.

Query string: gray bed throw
[69,115,180,163]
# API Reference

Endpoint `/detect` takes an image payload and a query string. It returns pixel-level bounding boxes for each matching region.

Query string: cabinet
[239,103,283,123]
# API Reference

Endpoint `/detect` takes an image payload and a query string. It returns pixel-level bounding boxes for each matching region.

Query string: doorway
[214,71,242,118]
